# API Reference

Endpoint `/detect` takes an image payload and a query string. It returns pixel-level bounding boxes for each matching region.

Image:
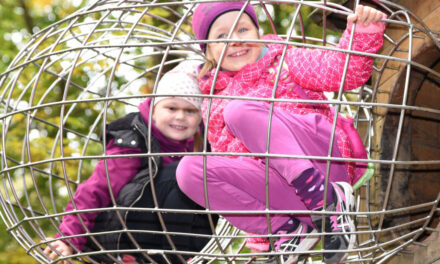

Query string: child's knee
[176,156,202,194]
[224,100,242,123]
[224,100,260,126]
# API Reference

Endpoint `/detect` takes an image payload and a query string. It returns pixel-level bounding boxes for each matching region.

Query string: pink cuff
[246,236,270,252]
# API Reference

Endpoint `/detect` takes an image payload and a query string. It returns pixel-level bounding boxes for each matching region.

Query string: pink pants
[176,100,349,234]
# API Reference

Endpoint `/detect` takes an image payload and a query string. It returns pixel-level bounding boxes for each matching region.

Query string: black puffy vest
[82,112,217,264]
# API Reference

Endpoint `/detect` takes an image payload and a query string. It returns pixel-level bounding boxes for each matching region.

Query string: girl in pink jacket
[177,2,386,263]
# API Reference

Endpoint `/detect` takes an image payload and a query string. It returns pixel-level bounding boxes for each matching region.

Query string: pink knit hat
[154,61,202,110]
[192,1,260,52]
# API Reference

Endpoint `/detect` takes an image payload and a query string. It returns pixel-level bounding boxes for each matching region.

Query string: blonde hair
[198,57,217,79]
[198,34,263,79]
[192,131,204,152]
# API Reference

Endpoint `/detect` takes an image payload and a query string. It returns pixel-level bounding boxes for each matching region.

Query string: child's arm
[50,140,142,252]
[286,5,386,92]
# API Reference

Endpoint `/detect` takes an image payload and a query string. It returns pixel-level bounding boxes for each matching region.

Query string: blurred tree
[0,0,86,73]
[1,1,89,262]
[0,1,343,263]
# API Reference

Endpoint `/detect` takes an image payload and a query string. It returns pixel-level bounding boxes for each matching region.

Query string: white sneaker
[312,181,355,263]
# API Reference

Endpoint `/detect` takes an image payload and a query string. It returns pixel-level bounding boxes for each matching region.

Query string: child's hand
[43,239,73,263]
[347,5,385,26]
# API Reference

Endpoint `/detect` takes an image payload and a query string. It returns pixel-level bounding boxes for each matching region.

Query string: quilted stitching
[200,27,384,181]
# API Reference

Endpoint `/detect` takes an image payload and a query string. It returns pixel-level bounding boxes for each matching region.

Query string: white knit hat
[153,60,202,110]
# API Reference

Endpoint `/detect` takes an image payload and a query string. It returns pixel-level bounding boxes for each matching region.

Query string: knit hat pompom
[153,60,203,110]
[192,1,260,52]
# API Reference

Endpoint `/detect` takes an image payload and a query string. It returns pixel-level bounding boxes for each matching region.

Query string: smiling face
[152,98,202,141]
[206,11,261,72]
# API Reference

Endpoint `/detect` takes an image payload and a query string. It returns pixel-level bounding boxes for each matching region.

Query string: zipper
[116,122,159,254]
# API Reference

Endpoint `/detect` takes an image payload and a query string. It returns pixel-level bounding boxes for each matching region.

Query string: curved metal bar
[0,1,439,263]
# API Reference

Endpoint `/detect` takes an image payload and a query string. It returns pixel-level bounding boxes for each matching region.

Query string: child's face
[152,98,201,141]
[206,11,261,72]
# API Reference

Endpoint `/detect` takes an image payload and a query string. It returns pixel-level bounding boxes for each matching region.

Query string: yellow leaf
[32,0,53,9]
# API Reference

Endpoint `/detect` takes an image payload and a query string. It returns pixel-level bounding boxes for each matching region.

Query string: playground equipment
[1,1,439,263]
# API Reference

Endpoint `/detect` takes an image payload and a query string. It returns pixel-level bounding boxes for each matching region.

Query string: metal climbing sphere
[1,1,439,263]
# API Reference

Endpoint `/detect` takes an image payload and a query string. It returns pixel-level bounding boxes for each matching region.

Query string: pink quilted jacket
[199,22,385,184]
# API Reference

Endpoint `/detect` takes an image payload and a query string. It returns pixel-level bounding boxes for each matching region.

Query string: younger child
[43,61,216,264]
[177,2,385,263]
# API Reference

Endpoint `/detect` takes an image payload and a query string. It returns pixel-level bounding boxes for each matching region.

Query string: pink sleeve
[56,139,142,251]
[285,21,385,92]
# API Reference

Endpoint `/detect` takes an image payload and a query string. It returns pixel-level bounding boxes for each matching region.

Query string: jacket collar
[199,34,286,94]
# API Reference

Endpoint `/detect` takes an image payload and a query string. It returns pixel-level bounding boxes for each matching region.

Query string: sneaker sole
[283,229,320,264]
[328,181,356,263]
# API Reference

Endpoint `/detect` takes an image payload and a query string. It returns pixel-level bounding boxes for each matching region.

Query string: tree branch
[18,0,35,34]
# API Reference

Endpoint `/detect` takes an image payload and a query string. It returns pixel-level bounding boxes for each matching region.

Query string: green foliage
[0,220,35,263]
[1,1,91,262]
[0,0,85,73]
[0,2,343,263]
[257,4,341,44]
